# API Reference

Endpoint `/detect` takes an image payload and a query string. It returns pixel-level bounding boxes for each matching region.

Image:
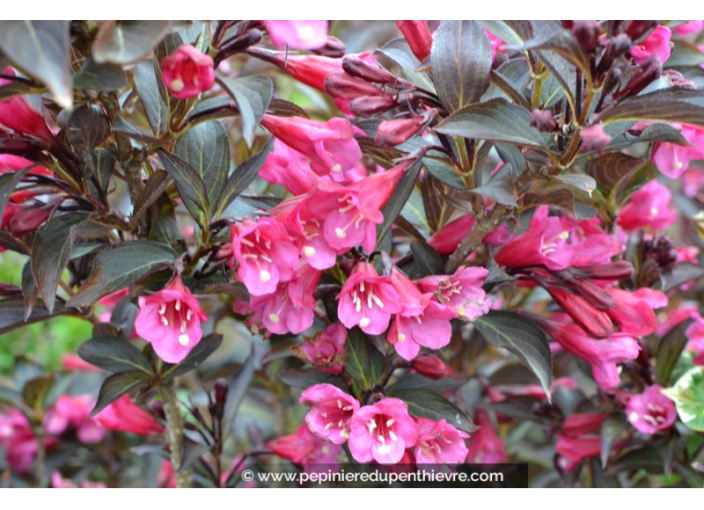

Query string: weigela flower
[263,21,329,50]
[579,123,612,152]
[466,410,506,464]
[0,68,57,146]
[348,398,419,465]
[413,417,469,464]
[396,20,433,62]
[134,276,208,364]
[630,25,672,65]
[604,287,667,337]
[617,180,677,231]
[546,320,640,388]
[673,20,704,36]
[296,323,347,374]
[0,408,55,473]
[626,385,677,434]
[267,423,341,471]
[160,45,215,100]
[417,266,490,321]
[652,124,704,178]
[299,384,360,444]
[230,217,299,296]
[337,262,401,335]
[388,267,457,360]
[51,471,106,489]
[260,139,320,196]
[261,114,362,179]
[0,154,52,176]
[43,395,105,444]
[94,395,163,435]
[411,354,455,380]
[485,29,507,62]
[555,412,605,474]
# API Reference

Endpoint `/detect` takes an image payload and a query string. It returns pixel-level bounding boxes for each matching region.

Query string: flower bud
[575,261,634,280]
[349,95,398,116]
[342,55,398,85]
[412,354,454,380]
[615,56,662,100]
[571,20,602,52]
[314,36,346,58]
[375,110,437,147]
[160,45,215,100]
[324,72,382,100]
[548,287,614,338]
[625,20,657,42]
[529,109,558,132]
[396,20,433,61]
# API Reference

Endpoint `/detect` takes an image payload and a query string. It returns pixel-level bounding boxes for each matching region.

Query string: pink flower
[43,394,105,444]
[562,412,607,436]
[617,180,677,231]
[134,275,208,364]
[631,25,672,65]
[396,21,433,62]
[674,20,704,36]
[466,410,506,464]
[0,408,50,473]
[495,206,574,270]
[297,323,347,374]
[261,115,362,179]
[337,261,401,335]
[417,266,490,321]
[485,29,507,61]
[268,423,341,471]
[626,385,677,435]
[299,384,360,444]
[604,287,667,337]
[263,21,329,50]
[236,264,320,335]
[0,68,57,146]
[546,321,640,388]
[387,267,457,360]
[260,53,342,92]
[0,154,52,176]
[94,395,163,435]
[273,201,338,270]
[260,139,320,196]
[306,162,407,253]
[555,435,601,473]
[230,217,299,296]
[580,123,612,152]
[160,44,215,100]
[348,398,419,464]
[51,471,106,488]
[427,215,477,255]
[413,417,469,464]
[653,124,704,178]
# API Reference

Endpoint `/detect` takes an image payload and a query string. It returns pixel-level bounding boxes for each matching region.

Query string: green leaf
[601,87,704,127]
[175,121,231,215]
[636,123,688,145]
[161,334,223,379]
[376,160,423,247]
[92,20,171,65]
[519,28,591,79]
[0,297,77,335]
[585,152,649,197]
[78,335,153,374]
[73,57,127,91]
[435,98,552,148]
[663,366,704,432]
[66,103,112,150]
[474,311,553,398]
[554,174,597,196]
[471,162,517,206]
[132,170,171,224]
[409,242,443,277]
[0,21,72,108]
[156,149,210,229]
[656,319,694,385]
[220,76,273,147]
[278,368,346,391]
[90,371,152,416]
[31,212,90,314]
[344,328,384,392]
[216,138,274,218]
[134,60,168,136]
[22,375,54,410]
[388,389,476,433]
[600,414,628,468]
[377,37,435,92]
[431,20,492,112]
[479,21,526,48]
[67,241,176,308]
[424,157,465,190]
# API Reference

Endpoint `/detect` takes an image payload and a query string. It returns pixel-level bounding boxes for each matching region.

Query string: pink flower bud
[375,110,436,147]
[160,45,215,100]
[412,354,454,380]
[580,123,612,152]
[396,20,433,62]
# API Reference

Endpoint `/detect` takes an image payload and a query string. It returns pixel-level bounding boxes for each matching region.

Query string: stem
[161,381,192,488]
[34,427,46,487]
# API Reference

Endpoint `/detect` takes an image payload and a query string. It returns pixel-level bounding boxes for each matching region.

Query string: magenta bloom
[298,323,347,374]
[263,20,329,50]
[417,266,490,321]
[547,321,640,388]
[626,385,677,435]
[348,398,419,464]
[134,276,208,364]
[485,29,507,62]
[653,124,704,178]
[413,417,469,464]
[427,215,477,255]
[388,268,457,361]
[260,139,320,196]
[94,395,163,436]
[337,262,401,335]
[261,114,362,179]
[631,25,672,65]
[494,206,574,270]
[0,154,52,177]
[0,408,49,473]
[604,287,667,338]
[268,423,341,471]
[396,20,433,62]
[300,384,360,444]
[674,20,704,36]
[0,68,57,146]
[555,434,601,473]
[466,410,506,464]
[580,123,612,152]
[43,395,105,444]
[160,44,215,100]
[307,163,406,253]
[230,217,299,296]
[617,180,677,231]
[236,264,320,336]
